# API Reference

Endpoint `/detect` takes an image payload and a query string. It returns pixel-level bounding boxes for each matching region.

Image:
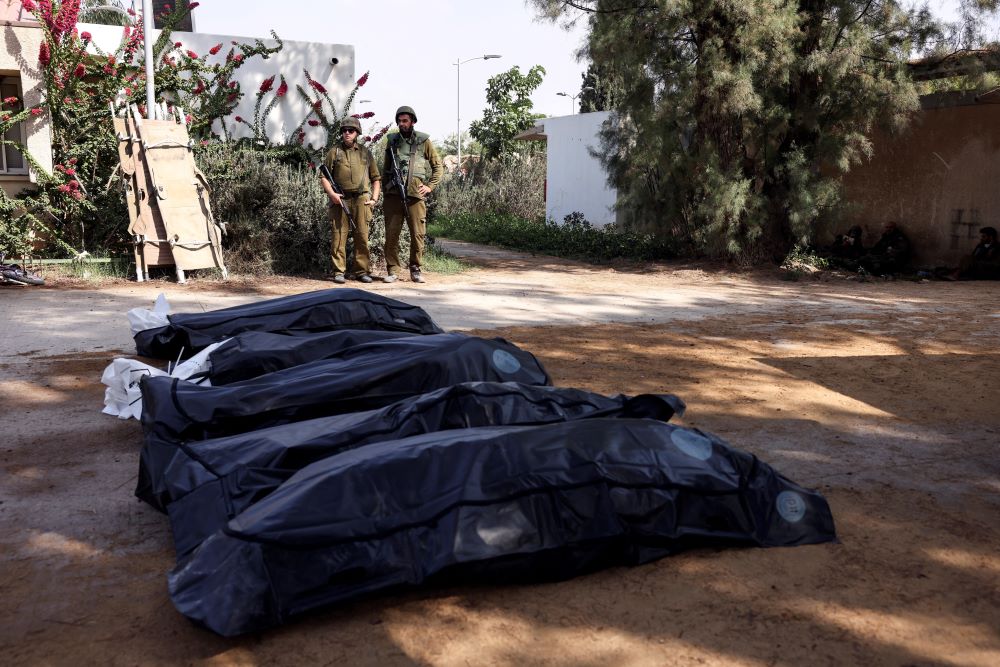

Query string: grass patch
[423,243,473,275]
[429,212,676,263]
[40,256,132,281]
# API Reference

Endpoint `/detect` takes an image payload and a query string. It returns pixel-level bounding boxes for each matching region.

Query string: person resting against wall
[943,226,1000,281]
[858,222,911,275]
[829,225,865,260]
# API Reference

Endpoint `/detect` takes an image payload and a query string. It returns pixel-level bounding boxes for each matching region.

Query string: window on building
[1,76,28,175]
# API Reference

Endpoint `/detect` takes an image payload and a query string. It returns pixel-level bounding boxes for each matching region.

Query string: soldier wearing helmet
[320,116,381,284]
[381,105,443,283]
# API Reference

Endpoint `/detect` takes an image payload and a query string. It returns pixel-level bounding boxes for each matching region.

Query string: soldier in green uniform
[320,117,381,284]
[382,105,443,283]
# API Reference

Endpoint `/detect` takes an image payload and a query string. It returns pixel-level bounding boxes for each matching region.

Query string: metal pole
[456,59,461,172]
[142,0,155,119]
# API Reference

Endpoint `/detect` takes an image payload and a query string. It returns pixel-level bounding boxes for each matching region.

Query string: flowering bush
[1,0,281,256]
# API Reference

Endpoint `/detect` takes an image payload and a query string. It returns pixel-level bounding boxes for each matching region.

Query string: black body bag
[136,333,551,475]
[205,329,416,384]
[134,288,443,359]
[155,383,684,553]
[167,418,837,637]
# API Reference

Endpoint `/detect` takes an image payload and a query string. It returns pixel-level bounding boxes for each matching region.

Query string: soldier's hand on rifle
[417,183,431,197]
[328,191,343,207]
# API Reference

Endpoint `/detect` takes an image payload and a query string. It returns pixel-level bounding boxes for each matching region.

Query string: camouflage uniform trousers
[330,194,371,276]
[383,194,426,277]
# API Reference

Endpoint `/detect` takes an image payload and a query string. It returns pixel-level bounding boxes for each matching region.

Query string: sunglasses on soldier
[340,127,358,134]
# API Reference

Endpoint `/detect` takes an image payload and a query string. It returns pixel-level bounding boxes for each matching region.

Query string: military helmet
[395,105,417,123]
[339,117,362,133]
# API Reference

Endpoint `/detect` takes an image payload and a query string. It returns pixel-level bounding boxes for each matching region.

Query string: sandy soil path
[1,245,998,665]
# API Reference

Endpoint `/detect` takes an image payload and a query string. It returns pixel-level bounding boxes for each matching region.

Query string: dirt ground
[1,250,998,666]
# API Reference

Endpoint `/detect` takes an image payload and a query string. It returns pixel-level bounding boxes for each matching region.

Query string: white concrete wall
[543,111,616,227]
[82,23,354,147]
[1,19,54,195]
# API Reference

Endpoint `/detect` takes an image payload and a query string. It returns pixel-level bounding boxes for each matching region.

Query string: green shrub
[432,155,545,222]
[198,143,406,276]
[429,211,676,262]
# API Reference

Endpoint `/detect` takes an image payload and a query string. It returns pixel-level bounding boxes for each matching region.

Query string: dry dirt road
[1,244,998,666]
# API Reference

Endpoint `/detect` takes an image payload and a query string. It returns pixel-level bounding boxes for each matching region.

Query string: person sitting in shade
[858,222,910,275]
[829,225,864,260]
[946,226,1000,280]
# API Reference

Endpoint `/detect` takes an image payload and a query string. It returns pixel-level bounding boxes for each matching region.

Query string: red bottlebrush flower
[124,87,132,96]
[126,7,135,15]
[65,167,76,176]
[226,93,237,102]
[189,1,200,8]
[233,54,243,63]
[307,119,320,126]
[107,55,115,65]
[192,81,205,94]
[363,135,372,142]
[3,96,18,105]
[63,96,71,103]
[174,41,182,48]
[361,111,375,119]
[103,65,114,74]
[200,140,209,146]
[1,114,10,122]
[73,64,86,77]
[357,71,369,87]
[234,116,244,122]
[21,0,36,11]
[185,114,192,124]
[39,42,50,66]
[55,164,65,172]
[164,3,172,9]
[30,107,43,116]
[68,157,77,164]
[312,100,322,111]
[58,184,71,193]
[231,40,238,45]
[209,43,222,55]
[309,79,327,94]
[71,191,83,200]
[186,50,198,59]
[228,81,237,89]
[276,79,288,97]
[259,75,275,94]
[81,31,92,41]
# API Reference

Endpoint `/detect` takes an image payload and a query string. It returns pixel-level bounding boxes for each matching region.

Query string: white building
[1,1,352,198]
[517,111,618,227]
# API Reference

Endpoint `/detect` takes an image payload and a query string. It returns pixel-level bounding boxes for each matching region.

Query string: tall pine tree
[532,1,988,263]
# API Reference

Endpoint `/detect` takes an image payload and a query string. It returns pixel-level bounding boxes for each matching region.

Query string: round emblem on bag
[492,349,521,374]
[776,491,807,523]
[670,429,713,460]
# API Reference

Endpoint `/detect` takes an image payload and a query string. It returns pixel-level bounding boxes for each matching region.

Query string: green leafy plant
[429,211,676,262]
[469,65,546,161]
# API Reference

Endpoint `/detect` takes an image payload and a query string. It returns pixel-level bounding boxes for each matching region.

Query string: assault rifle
[319,164,357,233]
[386,137,411,227]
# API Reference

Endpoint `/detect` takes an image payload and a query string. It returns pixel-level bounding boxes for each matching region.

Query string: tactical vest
[327,144,372,193]
[391,131,431,184]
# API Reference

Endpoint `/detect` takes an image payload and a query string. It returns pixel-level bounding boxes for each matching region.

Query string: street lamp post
[455,54,501,171]
[556,86,594,115]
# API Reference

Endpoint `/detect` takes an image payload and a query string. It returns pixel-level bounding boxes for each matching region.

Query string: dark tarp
[206,329,416,385]
[134,289,443,359]
[153,384,684,553]
[137,334,552,496]
[167,418,837,636]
